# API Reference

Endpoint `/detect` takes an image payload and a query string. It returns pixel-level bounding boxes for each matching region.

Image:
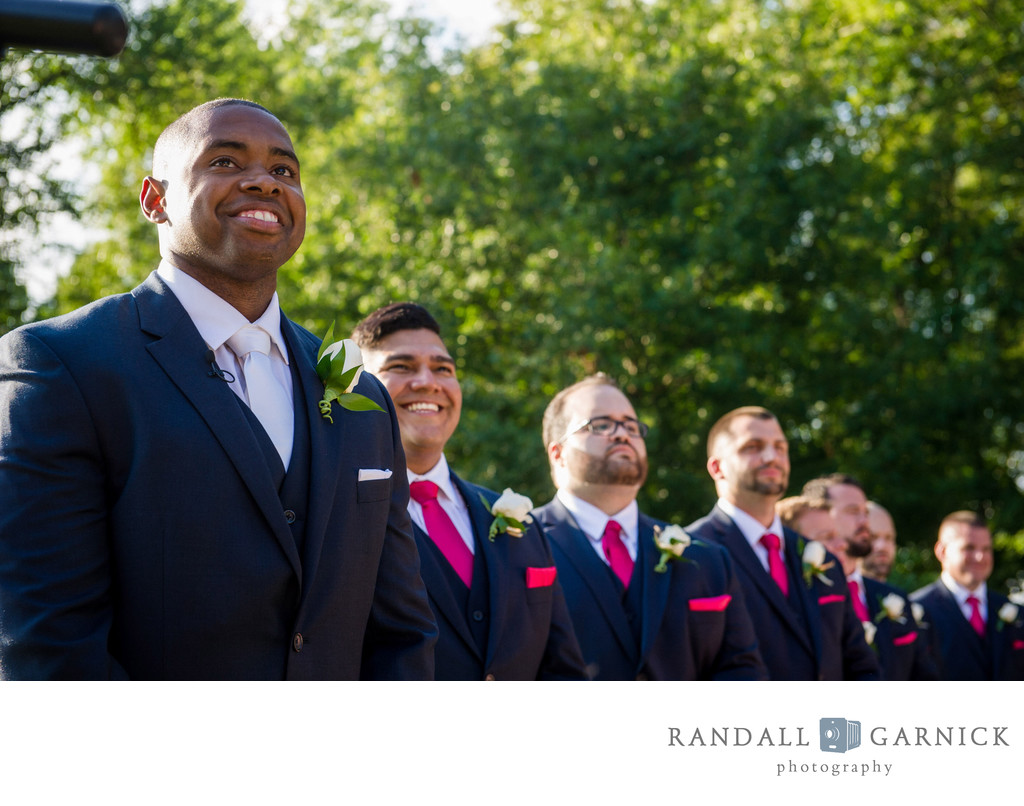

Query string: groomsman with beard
[354,303,586,680]
[532,375,766,680]
[685,407,879,680]
[911,511,1024,680]
[786,480,937,681]
[862,501,897,582]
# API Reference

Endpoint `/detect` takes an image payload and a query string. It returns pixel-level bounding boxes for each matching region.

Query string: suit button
[284,509,297,524]
[472,610,485,622]
[292,633,303,652]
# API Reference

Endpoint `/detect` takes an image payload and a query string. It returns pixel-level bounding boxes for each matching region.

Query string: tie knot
[761,532,781,552]
[227,325,272,359]
[603,519,623,540]
[409,480,440,504]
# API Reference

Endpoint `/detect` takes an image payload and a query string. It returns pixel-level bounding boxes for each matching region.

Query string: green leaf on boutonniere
[316,322,384,422]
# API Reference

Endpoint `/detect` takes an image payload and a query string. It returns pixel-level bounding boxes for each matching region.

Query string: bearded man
[531,375,766,680]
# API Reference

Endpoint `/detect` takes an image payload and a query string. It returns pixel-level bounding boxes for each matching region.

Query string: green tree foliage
[27,0,1024,588]
[0,52,82,332]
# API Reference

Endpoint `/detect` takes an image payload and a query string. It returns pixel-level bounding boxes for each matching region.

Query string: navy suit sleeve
[0,328,127,680]
[358,376,438,680]
[826,561,881,681]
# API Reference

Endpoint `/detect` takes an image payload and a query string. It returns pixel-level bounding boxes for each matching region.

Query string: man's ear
[547,440,563,468]
[140,177,168,222]
[933,539,946,565]
[707,455,723,481]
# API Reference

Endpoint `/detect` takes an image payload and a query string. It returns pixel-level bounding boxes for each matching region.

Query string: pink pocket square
[526,566,557,589]
[689,594,731,612]
[818,594,846,606]
[1013,640,1024,651]
[892,631,918,646]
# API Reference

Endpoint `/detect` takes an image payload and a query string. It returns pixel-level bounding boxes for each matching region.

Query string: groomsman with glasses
[533,374,766,680]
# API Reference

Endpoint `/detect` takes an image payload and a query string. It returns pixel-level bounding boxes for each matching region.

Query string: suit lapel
[540,499,636,658]
[134,274,301,577]
[934,581,988,667]
[456,476,507,669]
[413,520,481,656]
[783,528,823,660]
[636,514,671,666]
[709,507,815,655]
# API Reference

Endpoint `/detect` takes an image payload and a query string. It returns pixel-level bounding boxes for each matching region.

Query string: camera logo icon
[820,718,861,753]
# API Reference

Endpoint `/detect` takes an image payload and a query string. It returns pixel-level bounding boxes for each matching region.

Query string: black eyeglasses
[561,416,649,442]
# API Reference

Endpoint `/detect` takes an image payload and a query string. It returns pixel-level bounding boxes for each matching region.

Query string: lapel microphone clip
[205,349,235,383]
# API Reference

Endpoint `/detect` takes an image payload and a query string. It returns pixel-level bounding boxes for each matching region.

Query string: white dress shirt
[407,454,475,555]
[941,572,989,623]
[156,261,293,410]
[717,497,786,574]
[556,488,639,564]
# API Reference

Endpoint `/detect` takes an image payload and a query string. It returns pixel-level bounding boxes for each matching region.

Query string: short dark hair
[542,373,619,450]
[706,406,778,458]
[939,510,988,532]
[801,473,864,503]
[351,302,442,349]
[153,98,277,175]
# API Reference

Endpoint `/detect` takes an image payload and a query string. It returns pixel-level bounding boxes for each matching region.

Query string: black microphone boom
[0,1,129,58]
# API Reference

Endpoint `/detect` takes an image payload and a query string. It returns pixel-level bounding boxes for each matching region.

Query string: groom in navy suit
[532,375,766,680]
[0,99,437,679]
[685,407,879,680]
[354,303,586,680]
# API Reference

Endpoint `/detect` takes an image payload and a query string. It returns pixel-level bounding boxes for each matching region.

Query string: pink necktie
[602,519,634,590]
[848,579,870,622]
[966,595,986,638]
[410,480,473,588]
[761,532,789,597]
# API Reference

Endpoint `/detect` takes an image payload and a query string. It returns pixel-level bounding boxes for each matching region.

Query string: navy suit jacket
[685,505,879,680]
[910,579,1024,681]
[0,272,438,679]
[413,475,586,680]
[862,577,939,681]
[534,498,767,681]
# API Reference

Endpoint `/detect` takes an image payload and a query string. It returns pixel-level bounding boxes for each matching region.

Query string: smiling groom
[354,303,586,680]
[0,99,437,679]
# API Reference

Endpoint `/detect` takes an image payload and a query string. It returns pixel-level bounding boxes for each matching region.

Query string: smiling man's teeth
[238,210,279,222]
[406,402,440,412]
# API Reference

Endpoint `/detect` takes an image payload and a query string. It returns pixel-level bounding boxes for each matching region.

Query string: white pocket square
[358,468,393,481]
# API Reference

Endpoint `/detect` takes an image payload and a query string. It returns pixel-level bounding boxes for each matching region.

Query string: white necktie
[227,325,293,469]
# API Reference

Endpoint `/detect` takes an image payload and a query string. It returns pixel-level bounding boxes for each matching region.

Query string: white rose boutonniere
[800,539,835,587]
[861,620,877,646]
[316,323,384,422]
[481,488,533,541]
[911,602,927,626]
[876,592,906,624]
[997,602,1020,631]
[653,525,693,573]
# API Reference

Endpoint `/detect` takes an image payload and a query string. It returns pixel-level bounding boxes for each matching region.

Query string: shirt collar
[941,571,987,605]
[556,489,638,544]
[407,453,459,504]
[718,497,785,555]
[157,261,289,364]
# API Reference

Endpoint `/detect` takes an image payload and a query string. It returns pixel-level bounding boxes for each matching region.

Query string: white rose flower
[492,488,534,524]
[1009,591,1024,606]
[881,592,905,620]
[911,602,926,625]
[323,338,364,393]
[861,620,877,645]
[998,602,1020,623]
[655,525,691,556]
[802,540,827,568]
